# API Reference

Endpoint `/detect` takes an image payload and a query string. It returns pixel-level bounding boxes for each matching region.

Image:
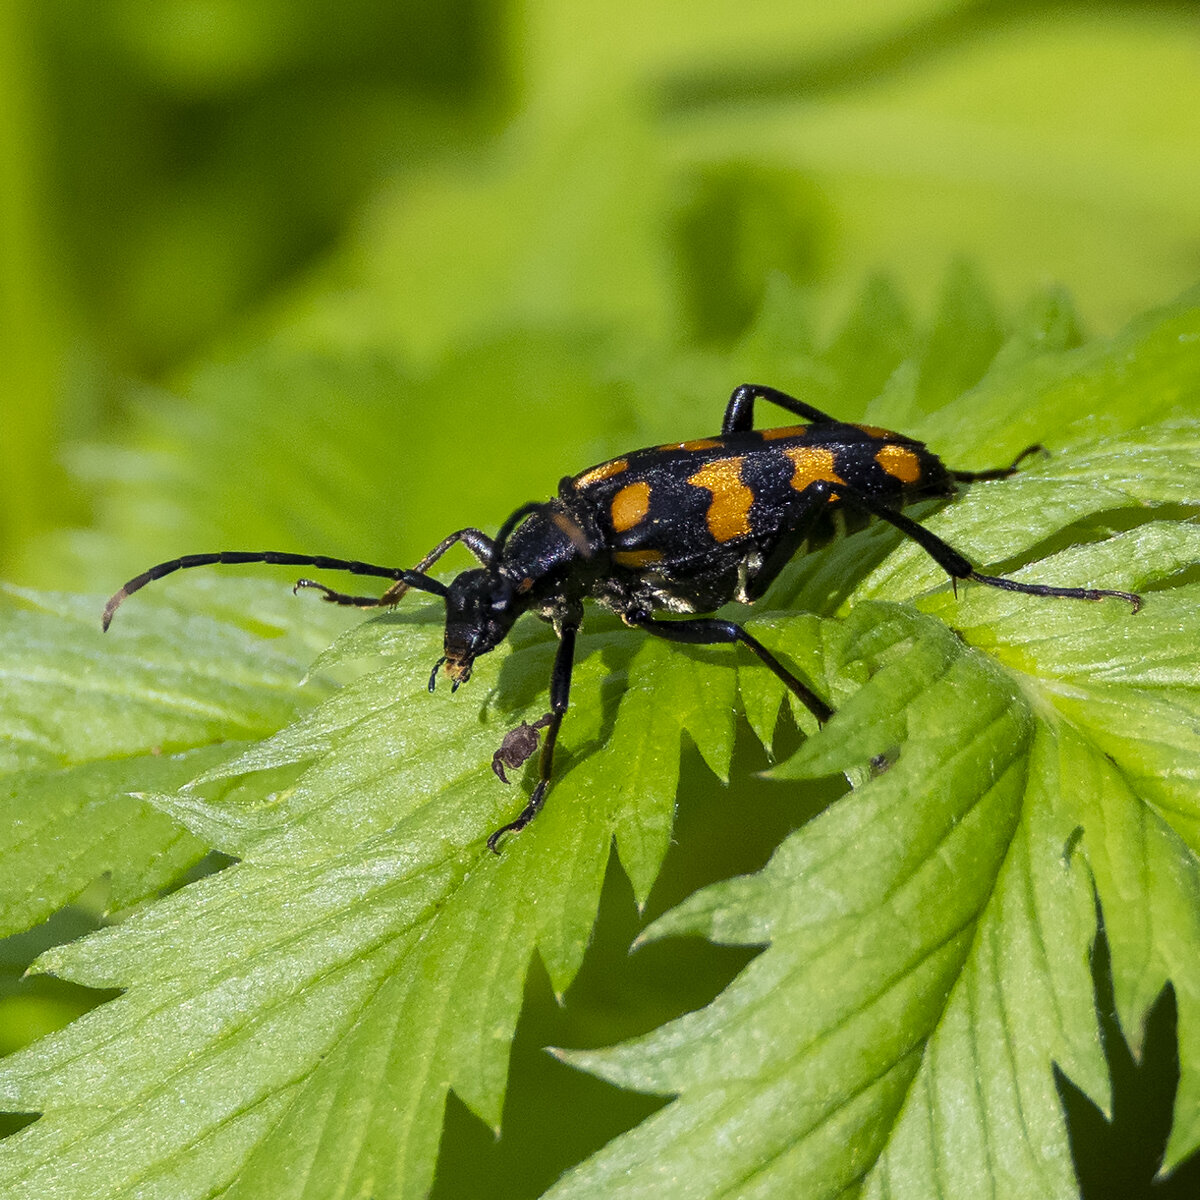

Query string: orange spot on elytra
[574,458,629,488]
[688,458,754,543]
[875,443,922,484]
[656,437,723,452]
[611,481,651,532]
[783,446,845,493]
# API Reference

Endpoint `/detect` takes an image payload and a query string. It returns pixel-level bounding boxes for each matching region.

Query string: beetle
[103,384,1141,851]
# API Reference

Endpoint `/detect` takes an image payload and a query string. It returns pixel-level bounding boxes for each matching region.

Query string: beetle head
[432,568,521,692]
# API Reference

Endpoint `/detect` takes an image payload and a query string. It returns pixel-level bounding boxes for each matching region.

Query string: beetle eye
[491,581,514,613]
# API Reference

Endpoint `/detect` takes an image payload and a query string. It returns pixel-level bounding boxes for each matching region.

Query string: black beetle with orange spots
[103,385,1141,851]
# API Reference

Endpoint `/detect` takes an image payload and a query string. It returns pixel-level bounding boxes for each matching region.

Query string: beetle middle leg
[722,384,838,435]
[623,610,833,723]
[951,444,1047,483]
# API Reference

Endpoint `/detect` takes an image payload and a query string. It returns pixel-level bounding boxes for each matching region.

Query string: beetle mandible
[104,384,1141,850]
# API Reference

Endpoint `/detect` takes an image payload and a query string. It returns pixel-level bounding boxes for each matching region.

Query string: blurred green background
[3,0,1199,586]
[2,0,1199,1191]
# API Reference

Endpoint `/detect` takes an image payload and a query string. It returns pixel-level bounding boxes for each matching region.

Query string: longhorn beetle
[104,385,1141,851]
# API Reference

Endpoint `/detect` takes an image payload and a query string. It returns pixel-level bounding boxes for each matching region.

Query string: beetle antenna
[102,551,448,630]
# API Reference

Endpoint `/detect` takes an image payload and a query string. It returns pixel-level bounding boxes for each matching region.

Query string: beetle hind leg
[961,570,1142,611]
[847,490,1141,610]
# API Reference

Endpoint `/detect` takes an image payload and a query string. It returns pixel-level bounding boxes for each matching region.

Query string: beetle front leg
[377,527,496,604]
[487,619,579,853]
[292,528,496,608]
[293,579,399,607]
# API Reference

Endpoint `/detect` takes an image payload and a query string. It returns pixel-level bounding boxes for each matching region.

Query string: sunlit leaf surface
[1,287,1197,1198]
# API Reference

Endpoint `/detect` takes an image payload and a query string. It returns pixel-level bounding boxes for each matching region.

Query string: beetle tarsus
[487,781,549,853]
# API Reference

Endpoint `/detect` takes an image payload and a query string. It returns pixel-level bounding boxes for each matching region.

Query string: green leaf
[0,587,740,1197]
[541,311,1200,1192]
[550,607,1057,1197]
[911,258,1005,414]
[549,572,1200,1197]
[2,285,1198,1198]
[0,580,340,935]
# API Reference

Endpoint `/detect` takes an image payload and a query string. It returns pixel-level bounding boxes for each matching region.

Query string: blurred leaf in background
[3,0,1200,580]
[1,0,509,572]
